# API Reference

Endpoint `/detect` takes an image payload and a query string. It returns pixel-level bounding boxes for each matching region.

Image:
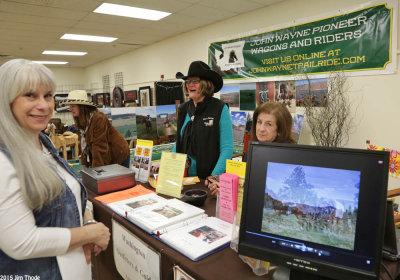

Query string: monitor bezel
[238,141,389,280]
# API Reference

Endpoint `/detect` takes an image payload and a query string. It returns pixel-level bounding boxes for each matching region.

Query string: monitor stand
[272,266,334,280]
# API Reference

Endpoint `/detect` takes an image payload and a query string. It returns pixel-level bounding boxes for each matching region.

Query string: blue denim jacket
[0,132,88,279]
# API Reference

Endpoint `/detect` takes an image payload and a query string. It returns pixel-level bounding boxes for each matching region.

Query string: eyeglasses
[185,79,201,85]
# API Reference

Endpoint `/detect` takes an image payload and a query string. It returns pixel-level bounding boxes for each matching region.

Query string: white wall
[56,0,400,187]
[50,67,85,93]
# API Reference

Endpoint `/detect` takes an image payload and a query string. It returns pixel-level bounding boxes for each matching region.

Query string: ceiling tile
[0,0,286,67]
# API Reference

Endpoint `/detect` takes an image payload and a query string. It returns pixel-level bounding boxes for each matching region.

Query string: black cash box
[81,164,136,194]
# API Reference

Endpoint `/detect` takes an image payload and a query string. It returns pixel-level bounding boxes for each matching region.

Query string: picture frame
[104,92,111,107]
[112,86,124,107]
[54,93,70,112]
[138,86,152,107]
[95,93,104,107]
[124,89,137,103]
[92,94,97,105]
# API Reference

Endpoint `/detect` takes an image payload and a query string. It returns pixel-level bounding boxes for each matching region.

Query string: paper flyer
[156,152,187,198]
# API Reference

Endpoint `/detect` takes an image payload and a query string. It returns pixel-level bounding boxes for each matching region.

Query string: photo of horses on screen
[261,162,360,250]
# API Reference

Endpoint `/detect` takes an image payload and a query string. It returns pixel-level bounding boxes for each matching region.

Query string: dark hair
[73,105,97,129]
[182,79,215,98]
[250,103,296,144]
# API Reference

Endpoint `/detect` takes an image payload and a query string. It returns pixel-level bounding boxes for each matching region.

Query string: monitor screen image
[238,142,389,280]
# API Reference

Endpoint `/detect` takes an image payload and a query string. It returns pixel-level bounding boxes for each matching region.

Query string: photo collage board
[99,104,177,144]
[219,78,327,143]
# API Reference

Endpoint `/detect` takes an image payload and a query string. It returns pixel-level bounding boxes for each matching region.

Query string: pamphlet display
[132,139,153,183]
[218,173,239,223]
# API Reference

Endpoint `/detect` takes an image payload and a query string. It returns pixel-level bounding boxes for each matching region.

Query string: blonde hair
[0,59,63,210]
[182,79,215,98]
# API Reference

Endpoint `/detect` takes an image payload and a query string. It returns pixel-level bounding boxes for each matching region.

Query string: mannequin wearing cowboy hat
[63,90,130,169]
[174,61,234,179]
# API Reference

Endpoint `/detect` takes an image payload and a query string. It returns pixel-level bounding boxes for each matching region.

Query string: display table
[88,182,400,280]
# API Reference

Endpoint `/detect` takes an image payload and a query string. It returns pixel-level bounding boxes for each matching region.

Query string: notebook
[382,199,400,261]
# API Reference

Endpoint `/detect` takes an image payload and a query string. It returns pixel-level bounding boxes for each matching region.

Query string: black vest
[176,97,225,178]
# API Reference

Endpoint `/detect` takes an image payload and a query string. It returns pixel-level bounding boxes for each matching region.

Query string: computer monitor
[238,142,389,280]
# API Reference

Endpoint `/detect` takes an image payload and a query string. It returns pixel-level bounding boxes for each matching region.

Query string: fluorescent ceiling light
[61,34,117,42]
[94,3,171,21]
[33,61,68,65]
[43,50,87,56]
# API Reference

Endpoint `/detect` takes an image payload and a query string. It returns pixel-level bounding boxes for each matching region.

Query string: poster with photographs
[292,114,305,143]
[132,139,153,183]
[111,107,137,140]
[296,78,328,107]
[239,83,256,111]
[256,82,275,106]
[231,111,246,142]
[245,111,253,134]
[275,81,296,113]
[136,107,158,140]
[98,108,112,122]
[156,105,177,137]
[220,84,239,108]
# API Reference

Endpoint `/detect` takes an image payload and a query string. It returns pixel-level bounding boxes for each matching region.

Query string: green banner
[208,3,392,79]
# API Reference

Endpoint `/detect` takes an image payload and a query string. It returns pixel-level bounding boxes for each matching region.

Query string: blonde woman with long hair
[0,59,110,279]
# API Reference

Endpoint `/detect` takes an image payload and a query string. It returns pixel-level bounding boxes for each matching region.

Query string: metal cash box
[81,164,136,194]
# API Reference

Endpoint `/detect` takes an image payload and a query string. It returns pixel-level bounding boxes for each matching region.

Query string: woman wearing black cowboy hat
[174,61,233,179]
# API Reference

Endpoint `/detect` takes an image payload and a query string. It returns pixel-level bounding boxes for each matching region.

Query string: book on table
[158,216,233,261]
[101,189,233,261]
[108,192,167,217]
[123,198,205,234]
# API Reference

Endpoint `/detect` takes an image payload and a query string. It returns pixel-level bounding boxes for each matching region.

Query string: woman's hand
[208,181,220,196]
[151,165,159,174]
[83,243,103,264]
[205,175,220,196]
[87,222,110,250]
[68,220,110,255]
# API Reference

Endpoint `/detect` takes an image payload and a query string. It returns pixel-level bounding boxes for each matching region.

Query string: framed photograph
[139,86,152,107]
[96,93,104,106]
[104,92,111,107]
[124,89,137,102]
[54,94,70,112]
[92,94,97,105]
[112,86,124,107]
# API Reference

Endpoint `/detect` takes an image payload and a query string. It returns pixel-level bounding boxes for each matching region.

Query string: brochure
[132,139,153,183]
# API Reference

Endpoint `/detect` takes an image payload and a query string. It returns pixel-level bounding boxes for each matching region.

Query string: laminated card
[156,152,187,198]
